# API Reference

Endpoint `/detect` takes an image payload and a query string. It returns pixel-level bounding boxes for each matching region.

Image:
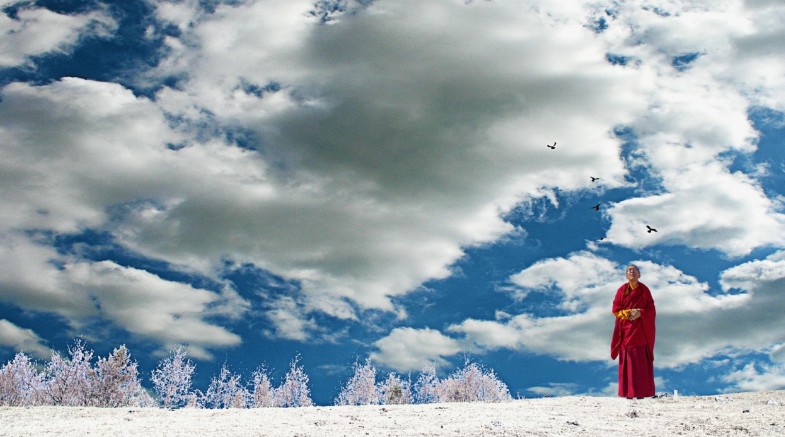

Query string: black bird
[546,142,556,149]
[646,225,658,233]
[590,176,600,182]
[591,203,601,211]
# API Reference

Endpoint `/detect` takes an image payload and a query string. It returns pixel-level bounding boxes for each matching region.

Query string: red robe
[610,282,656,398]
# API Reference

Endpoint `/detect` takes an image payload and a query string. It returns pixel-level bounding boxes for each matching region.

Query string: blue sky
[2,0,785,406]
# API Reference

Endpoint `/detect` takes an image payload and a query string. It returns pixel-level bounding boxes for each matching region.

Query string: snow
[2,390,783,436]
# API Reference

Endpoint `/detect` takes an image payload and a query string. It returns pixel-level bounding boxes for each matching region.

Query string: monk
[611,264,656,399]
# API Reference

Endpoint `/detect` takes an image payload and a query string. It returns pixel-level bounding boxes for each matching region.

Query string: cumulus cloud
[134,0,638,322]
[3,0,785,364]
[0,319,50,359]
[0,1,115,67]
[722,362,785,392]
[0,235,245,359]
[0,78,185,235]
[262,296,318,341]
[138,0,785,336]
[605,163,785,256]
[370,327,465,372]
[65,260,245,359]
[0,232,95,319]
[594,0,785,254]
[373,251,785,371]
[0,78,251,356]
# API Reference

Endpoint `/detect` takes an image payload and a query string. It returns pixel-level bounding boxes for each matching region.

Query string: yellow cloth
[614,309,631,320]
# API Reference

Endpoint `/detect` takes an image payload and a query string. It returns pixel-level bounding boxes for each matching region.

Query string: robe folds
[610,282,656,398]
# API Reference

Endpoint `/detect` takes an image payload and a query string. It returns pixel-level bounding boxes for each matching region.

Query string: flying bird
[646,225,658,233]
[590,176,600,182]
[591,203,601,211]
[546,142,556,149]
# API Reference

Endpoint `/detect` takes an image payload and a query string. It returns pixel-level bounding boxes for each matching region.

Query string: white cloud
[0,77,251,353]
[447,319,522,350]
[722,362,785,392]
[0,78,185,235]
[0,234,245,359]
[0,319,50,359]
[716,2,785,111]
[0,232,96,318]
[403,251,785,370]
[594,0,785,254]
[262,296,318,341]
[3,0,785,353]
[66,261,244,357]
[153,0,202,32]
[508,252,619,309]
[719,250,785,290]
[136,0,639,322]
[606,163,785,256]
[370,327,464,372]
[140,0,785,328]
[0,3,115,67]
[449,309,614,364]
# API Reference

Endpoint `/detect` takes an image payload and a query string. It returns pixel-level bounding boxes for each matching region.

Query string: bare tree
[250,366,275,408]
[6,341,514,409]
[0,352,46,406]
[150,346,196,409]
[435,360,511,403]
[43,340,96,406]
[275,355,313,408]
[414,364,439,404]
[335,358,380,406]
[378,372,413,405]
[92,345,147,407]
[201,364,249,409]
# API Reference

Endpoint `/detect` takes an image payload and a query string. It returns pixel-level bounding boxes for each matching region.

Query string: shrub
[335,358,380,406]
[0,352,45,406]
[150,346,196,408]
[413,364,439,404]
[250,366,276,408]
[274,355,313,407]
[43,340,96,406]
[201,364,249,409]
[92,345,149,407]
[378,372,413,405]
[434,360,511,403]
[2,340,512,409]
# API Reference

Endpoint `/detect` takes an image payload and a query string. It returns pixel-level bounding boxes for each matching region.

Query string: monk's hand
[629,309,640,320]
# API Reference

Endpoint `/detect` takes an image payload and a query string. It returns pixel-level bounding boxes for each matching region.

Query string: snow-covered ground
[2,390,783,436]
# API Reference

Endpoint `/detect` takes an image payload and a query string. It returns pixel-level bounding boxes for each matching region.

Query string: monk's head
[626,264,640,283]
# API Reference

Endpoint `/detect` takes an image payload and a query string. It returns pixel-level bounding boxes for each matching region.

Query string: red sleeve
[611,319,621,360]
[640,284,656,361]
[611,283,626,314]
[610,284,626,360]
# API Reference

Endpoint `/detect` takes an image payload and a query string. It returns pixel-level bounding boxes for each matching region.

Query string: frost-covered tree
[43,340,96,406]
[378,372,413,405]
[0,352,46,406]
[92,345,148,407]
[250,366,275,408]
[150,346,196,408]
[414,364,439,404]
[201,364,249,409]
[275,356,313,408]
[335,358,380,406]
[435,360,511,403]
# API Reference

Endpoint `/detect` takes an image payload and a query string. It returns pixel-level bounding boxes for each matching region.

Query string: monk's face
[626,265,640,282]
